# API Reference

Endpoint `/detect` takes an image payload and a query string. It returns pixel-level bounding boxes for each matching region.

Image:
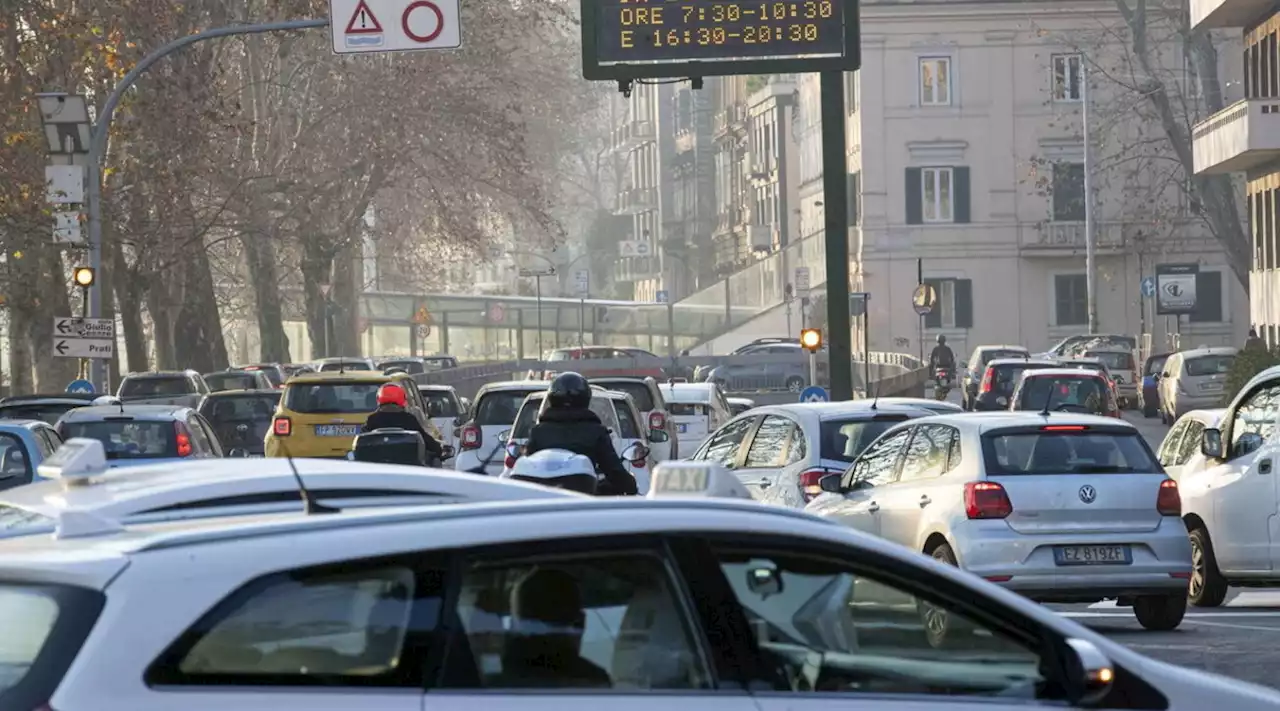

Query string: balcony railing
[614,187,657,215]
[614,256,660,283]
[610,119,655,153]
[1192,98,1280,174]
[1020,221,1126,254]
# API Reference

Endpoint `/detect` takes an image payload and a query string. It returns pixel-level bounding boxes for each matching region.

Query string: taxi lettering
[654,466,710,493]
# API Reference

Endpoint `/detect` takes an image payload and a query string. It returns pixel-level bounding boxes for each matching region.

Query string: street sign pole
[820,71,853,401]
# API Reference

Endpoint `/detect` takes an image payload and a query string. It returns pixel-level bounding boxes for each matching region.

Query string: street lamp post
[518,266,555,357]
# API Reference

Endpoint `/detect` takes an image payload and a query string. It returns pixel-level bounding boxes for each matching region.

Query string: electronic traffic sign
[582,0,860,81]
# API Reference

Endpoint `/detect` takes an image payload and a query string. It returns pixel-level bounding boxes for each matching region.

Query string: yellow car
[264,371,444,458]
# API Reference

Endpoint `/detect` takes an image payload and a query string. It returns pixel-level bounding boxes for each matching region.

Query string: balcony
[611,119,655,153]
[1193,99,1280,174]
[713,104,747,140]
[614,256,659,283]
[614,187,657,215]
[1019,221,1126,256]
[675,128,695,154]
[1192,0,1271,28]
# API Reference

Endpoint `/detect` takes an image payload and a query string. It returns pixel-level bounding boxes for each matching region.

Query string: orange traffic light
[800,328,822,352]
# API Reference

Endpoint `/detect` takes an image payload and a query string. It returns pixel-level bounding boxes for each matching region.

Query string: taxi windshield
[284,383,381,414]
[61,420,178,459]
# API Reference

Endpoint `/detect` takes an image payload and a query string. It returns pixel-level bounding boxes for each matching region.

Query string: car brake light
[460,424,481,450]
[174,422,193,457]
[799,469,829,503]
[649,411,666,431]
[965,481,1013,519]
[1157,479,1181,516]
[980,368,994,393]
[504,441,523,469]
[273,417,291,436]
[1042,425,1087,431]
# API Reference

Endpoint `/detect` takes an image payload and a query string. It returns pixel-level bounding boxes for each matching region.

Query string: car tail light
[1042,425,1087,431]
[460,424,481,450]
[965,481,1013,519]
[504,441,523,469]
[979,368,994,393]
[799,469,829,503]
[1157,479,1181,516]
[273,417,291,436]
[174,422,193,457]
[649,411,667,431]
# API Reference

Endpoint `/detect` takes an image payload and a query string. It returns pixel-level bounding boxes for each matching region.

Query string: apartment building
[662,82,718,296]
[847,0,1247,357]
[1191,0,1280,344]
[611,82,663,301]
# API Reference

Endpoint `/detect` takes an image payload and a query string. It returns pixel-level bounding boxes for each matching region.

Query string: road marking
[1062,611,1280,619]
[1089,591,1280,610]
[1180,618,1280,632]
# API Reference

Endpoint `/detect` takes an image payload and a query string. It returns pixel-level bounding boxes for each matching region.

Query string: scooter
[500,444,646,495]
[934,368,953,401]
[348,428,455,467]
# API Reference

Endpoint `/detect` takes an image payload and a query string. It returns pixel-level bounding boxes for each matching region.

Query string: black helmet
[547,371,591,410]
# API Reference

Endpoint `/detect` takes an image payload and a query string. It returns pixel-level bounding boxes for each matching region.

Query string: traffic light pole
[819,70,853,401]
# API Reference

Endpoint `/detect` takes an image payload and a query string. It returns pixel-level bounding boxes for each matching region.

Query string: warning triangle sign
[345,0,383,34]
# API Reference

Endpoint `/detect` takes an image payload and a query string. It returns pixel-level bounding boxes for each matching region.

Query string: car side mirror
[819,472,843,494]
[1202,427,1224,459]
[454,415,465,427]
[497,429,511,442]
[1062,638,1115,707]
[647,428,670,443]
[227,448,250,458]
[622,442,648,463]
[441,445,456,460]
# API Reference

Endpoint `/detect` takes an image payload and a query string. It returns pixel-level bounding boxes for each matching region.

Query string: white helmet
[91,395,121,406]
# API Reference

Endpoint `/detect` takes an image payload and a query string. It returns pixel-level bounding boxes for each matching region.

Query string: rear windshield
[203,373,260,392]
[820,417,909,462]
[1146,355,1169,376]
[511,396,619,439]
[0,434,32,489]
[475,390,542,426]
[547,350,575,361]
[0,584,104,709]
[420,390,460,418]
[284,382,381,414]
[1087,352,1134,371]
[981,349,1027,365]
[319,361,371,372]
[993,364,1055,393]
[1018,377,1110,412]
[1185,354,1234,377]
[380,360,425,375]
[596,382,656,411]
[241,366,284,387]
[200,394,281,422]
[422,357,457,370]
[668,403,707,416]
[120,376,192,397]
[0,403,80,426]
[982,430,1159,474]
[61,419,179,459]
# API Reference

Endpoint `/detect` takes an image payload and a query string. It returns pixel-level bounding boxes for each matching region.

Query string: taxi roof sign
[38,438,108,485]
[647,461,752,500]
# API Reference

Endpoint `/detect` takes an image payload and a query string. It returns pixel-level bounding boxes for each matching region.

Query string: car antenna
[279,443,340,515]
[1039,376,1055,418]
[869,368,881,410]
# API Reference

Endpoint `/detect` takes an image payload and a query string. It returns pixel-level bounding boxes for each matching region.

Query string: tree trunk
[147,280,178,370]
[173,243,230,372]
[112,244,149,372]
[301,241,332,359]
[32,251,78,391]
[240,228,292,363]
[332,243,360,356]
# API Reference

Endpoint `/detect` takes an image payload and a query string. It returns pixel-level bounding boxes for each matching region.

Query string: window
[1157,420,1188,467]
[710,546,1045,688]
[697,417,756,466]
[611,400,641,440]
[1229,383,1280,457]
[421,390,461,418]
[1054,274,1088,326]
[1051,162,1086,222]
[906,167,970,225]
[60,420,179,460]
[120,376,192,397]
[204,373,261,392]
[847,171,861,225]
[922,277,974,329]
[820,417,908,462]
[443,551,709,689]
[0,435,30,490]
[842,427,912,488]
[1052,53,1083,101]
[1177,421,1206,465]
[898,425,955,481]
[474,390,539,426]
[919,57,952,105]
[148,562,437,687]
[1190,271,1224,323]
[745,415,796,468]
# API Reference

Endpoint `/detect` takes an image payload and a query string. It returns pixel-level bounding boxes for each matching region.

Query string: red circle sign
[402,0,444,43]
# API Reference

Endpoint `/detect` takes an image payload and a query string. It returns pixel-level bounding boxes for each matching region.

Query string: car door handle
[919,495,932,507]
[1261,459,1273,475]
[867,502,880,513]
[758,479,772,488]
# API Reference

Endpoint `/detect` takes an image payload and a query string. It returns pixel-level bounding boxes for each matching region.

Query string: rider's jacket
[525,407,638,495]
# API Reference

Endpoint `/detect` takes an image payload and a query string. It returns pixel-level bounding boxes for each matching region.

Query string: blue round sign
[799,386,829,403]
[66,379,95,395]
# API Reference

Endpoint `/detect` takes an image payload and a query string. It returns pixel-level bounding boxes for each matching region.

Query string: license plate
[1054,545,1132,566]
[1200,382,1223,391]
[677,424,688,433]
[314,424,361,437]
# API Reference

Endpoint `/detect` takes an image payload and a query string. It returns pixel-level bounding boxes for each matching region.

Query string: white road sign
[45,165,84,204]
[619,240,653,258]
[54,338,113,359]
[52,210,83,244]
[572,268,590,296]
[54,317,115,340]
[794,267,811,295]
[329,0,461,55]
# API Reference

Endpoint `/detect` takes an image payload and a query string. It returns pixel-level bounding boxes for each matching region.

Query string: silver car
[806,412,1192,631]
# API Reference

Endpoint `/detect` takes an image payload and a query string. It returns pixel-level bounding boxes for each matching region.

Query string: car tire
[785,376,806,393]
[1188,527,1229,608]
[919,542,961,648]
[1133,594,1187,631]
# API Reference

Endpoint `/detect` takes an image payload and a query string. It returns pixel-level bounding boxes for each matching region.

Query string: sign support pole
[819,70,853,401]
[809,350,818,390]
[863,311,871,396]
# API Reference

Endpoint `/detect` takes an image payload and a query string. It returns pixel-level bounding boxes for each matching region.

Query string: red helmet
[376,383,407,408]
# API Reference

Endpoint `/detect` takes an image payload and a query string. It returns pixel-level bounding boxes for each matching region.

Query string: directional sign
[54,317,114,340]
[799,386,829,403]
[912,284,937,316]
[572,268,590,297]
[66,379,94,394]
[54,338,113,359]
[1140,276,1157,299]
[656,290,669,304]
[794,267,811,296]
[329,0,461,54]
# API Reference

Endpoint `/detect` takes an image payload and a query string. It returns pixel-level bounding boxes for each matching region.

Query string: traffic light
[72,266,94,288]
[800,328,823,352]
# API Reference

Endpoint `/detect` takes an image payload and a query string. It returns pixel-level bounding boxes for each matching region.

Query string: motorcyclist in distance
[929,334,956,379]
[524,372,638,496]
[362,383,444,464]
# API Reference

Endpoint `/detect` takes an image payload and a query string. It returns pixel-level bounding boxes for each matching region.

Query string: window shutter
[923,278,943,329]
[955,279,973,328]
[847,171,860,225]
[953,167,971,224]
[905,168,923,225]
[1191,271,1224,323]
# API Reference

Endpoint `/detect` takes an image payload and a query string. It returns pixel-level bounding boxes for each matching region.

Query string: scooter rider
[524,372,638,496]
[362,383,444,464]
[929,334,956,380]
